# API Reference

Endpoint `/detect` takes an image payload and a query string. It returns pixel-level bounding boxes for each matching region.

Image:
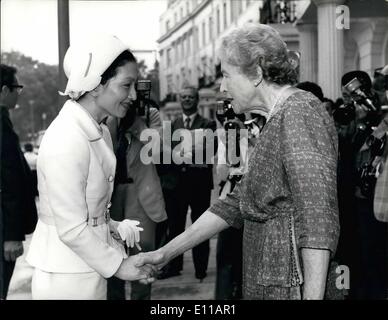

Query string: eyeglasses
[180,95,196,99]
[10,84,24,94]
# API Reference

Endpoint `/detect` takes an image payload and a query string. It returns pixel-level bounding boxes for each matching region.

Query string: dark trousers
[165,173,211,276]
[0,259,16,300]
[215,227,243,300]
[107,184,156,300]
[107,215,156,300]
[353,197,388,299]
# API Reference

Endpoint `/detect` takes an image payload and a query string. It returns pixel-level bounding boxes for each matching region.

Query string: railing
[260,0,297,25]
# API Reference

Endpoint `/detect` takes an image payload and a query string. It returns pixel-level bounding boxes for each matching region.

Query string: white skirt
[31,268,107,300]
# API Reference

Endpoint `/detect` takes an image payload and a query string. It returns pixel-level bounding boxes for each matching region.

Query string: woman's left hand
[109,219,144,249]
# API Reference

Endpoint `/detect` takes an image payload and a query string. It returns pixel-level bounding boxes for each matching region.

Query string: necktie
[185,117,191,129]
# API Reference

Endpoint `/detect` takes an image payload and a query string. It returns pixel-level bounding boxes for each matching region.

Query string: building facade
[297,0,388,99]
[157,0,388,115]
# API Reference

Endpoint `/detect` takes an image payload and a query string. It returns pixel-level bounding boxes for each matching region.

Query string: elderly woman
[26,35,158,300]
[149,23,339,300]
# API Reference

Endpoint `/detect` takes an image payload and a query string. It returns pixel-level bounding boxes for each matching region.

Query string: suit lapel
[62,101,116,180]
[190,114,203,130]
[91,125,116,181]
[126,136,143,168]
[174,117,184,130]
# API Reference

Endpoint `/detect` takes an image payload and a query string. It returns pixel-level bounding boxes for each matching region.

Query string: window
[187,34,191,55]
[186,1,189,15]
[180,7,183,20]
[209,16,213,41]
[246,0,251,7]
[181,67,185,80]
[230,0,233,22]
[194,26,199,50]
[175,42,179,61]
[202,21,206,46]
[167,48,172,67]
[174,12,177,24]
[216,6,220,35]
[181,39,184,59]
[223,2,227,29]
[166,20,170,32]
[238,0,243,14]
[201,56,207,75]
[176,74,180,90]
[167,74,173,93]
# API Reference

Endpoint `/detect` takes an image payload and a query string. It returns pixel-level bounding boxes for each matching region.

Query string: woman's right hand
[114,253,162,282]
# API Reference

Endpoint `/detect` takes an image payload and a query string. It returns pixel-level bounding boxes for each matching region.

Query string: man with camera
[335,70,388,299]
[107,80,167,300]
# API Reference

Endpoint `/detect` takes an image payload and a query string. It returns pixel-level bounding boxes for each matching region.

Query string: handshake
[113,250,168,284]
[109,219,169,284]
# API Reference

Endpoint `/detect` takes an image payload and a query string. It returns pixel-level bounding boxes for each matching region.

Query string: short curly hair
[219,23,298,85]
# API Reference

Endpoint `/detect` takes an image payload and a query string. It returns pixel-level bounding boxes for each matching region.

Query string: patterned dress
[209,91,340,300]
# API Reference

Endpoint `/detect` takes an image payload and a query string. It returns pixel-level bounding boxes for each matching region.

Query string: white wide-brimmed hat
[60,34,129,100]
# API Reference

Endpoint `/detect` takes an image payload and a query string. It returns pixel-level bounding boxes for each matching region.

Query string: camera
[135,80,152,117]
[358,134,387,198]
[216,100,246,167]
[333,71,381,126]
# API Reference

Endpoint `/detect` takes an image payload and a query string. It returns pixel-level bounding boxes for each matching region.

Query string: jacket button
[108,175,114,182]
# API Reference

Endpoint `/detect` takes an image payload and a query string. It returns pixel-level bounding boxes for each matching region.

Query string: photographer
[373,65,388,225]
[334,70,388,299]
[214,102,265,300]
[107,81,167,300]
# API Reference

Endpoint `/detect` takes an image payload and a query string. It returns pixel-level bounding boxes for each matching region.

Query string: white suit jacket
[27,100,124,278]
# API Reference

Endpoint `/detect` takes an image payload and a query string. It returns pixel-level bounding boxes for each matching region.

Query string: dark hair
[322,97,334,104]
[296,81,324,102]
[180,85,199,100]
[341,70,372,90]
[0,64,17,91]
[24,143,34,152]
[100,50,137,85]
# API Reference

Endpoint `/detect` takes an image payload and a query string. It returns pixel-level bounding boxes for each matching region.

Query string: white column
[297,23,318,83]
[313,0,345,100]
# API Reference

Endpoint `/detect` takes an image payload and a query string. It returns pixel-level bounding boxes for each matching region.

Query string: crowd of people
[1,22,388,300]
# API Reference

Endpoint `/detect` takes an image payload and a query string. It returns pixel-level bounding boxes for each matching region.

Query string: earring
[254,79,262,87]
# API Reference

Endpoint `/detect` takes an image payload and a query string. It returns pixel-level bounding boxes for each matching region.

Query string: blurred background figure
[0,64,37,300]
[107,94,167,300]
[334,69,388,299]
[157,86,217,282]
[296,81,335,116]
[23,143,38,197]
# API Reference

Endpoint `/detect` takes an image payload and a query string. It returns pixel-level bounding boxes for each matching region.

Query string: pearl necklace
[266,85,292,121]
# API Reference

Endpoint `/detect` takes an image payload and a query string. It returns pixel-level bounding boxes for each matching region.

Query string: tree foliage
[1,51,60,142]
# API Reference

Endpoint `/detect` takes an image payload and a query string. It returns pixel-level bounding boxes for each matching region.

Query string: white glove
[117,219,144,250]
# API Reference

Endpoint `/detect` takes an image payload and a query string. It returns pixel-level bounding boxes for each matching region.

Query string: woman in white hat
[26,35,159,300]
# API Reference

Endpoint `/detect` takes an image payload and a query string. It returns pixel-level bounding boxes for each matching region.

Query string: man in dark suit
[158,86,216,280]
[0,64,37,299]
